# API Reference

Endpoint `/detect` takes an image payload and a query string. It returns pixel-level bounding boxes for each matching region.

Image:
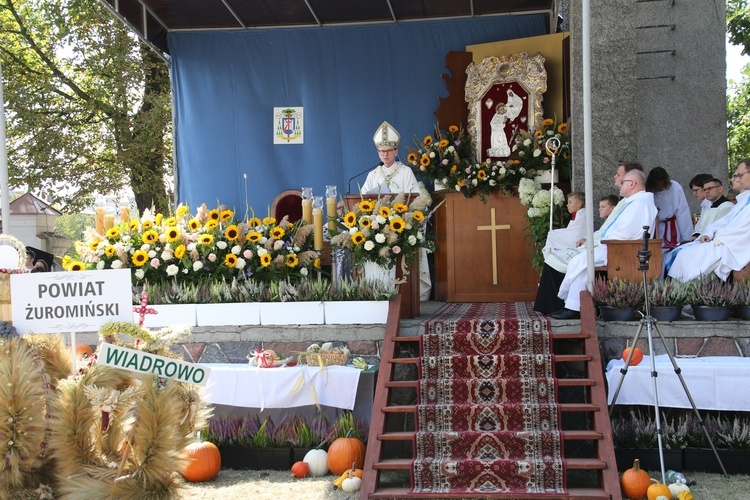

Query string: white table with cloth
[606,355,750,411]
[204,363,375,423]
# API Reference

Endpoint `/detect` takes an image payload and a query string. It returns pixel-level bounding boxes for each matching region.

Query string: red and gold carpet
[410,302,566,495]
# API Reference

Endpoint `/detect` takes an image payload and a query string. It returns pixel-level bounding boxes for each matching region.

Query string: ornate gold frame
[465,52,547,163]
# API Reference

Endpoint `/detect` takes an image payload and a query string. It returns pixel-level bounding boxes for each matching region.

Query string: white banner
[10,269,133,334]
[99,342,210,386]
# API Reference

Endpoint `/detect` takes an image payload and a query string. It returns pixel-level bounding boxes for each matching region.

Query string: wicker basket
[304,350,348,367]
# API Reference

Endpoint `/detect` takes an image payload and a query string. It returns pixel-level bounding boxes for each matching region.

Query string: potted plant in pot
[611,408,683,472]
[686,274,740,321]
[682,413,750,474]
[591,277,643,321]
[647,279,689,322]
[734,278,750,320]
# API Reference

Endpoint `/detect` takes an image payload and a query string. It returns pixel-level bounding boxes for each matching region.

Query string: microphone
[347,162,382,194]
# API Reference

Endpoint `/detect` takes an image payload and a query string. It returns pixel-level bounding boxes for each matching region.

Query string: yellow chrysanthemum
[558,123,568,134]
[285,254,299,268]
[420,155,431,167]
[225,225,240,241]
[142,230,159,244]
[208,209,220,221]
[358,200,374,213]
[199,234,214,246]
[106,227,120,239]
[174,244,186,259]
[104,245,116,257]
[379,206,392,218]
[247,231,262,243]
[176,204,190,217]
[131,250,148,267]
[188,218,200,231]
[142,220,153,231]
[260,253,272,267]
[393,203,408,213]
[205,219,219,230]
[351,232,365,245]
[406,153,418,163]
[248,217,261,227]
[164,216,177,227]
[263,216,276,225]
[220,209,233,221]
[477,170,487,180]
[438,139,449,148]
[359,217,371,228]
[166,227,180,243]
[423,135,433,146]
[448,125,459,133]
[543,118,554,126]
[129,220,140,232]
[68,261,85,271]
[343,212,357,227]
[271,227,286,239]
[224,254,238,268]
[155,213,163,226]
[389,217,406,233]
[412,210,425,222]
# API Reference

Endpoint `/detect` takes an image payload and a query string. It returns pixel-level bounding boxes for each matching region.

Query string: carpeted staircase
[360,292,620,499]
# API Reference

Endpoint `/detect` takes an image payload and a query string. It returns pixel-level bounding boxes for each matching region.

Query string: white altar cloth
[204,363,361,412]
[606,355,750,411]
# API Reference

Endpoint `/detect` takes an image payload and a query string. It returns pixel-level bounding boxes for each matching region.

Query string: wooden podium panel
[434,191,539,302]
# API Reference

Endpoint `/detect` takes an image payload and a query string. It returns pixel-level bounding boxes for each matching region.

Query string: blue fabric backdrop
[169,15,546,214]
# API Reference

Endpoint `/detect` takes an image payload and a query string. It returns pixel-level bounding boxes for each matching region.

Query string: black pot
[599,306,638,321]
[692,305,731,321]
[739,305,750,320]
[614,447,682,472]
[650,305,682,322]
[683,447,750,474]
[291,447,312,465]
[219,446,292,470]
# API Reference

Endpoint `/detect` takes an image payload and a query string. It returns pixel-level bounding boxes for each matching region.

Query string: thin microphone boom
[347,162,382,194]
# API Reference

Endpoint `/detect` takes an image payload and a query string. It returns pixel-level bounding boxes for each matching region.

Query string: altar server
[542,192,586,256]
[646,167,693,249]
[667,161,750,282]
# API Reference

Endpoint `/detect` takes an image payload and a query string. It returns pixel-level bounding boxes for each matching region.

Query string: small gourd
[303,448,328,476]
[341,462,362,493]
[334,467,364,489]
[647,479,671,500]
[676,491,694,500]
[656,496,669,500]
[668,480,690,499]
[291,460,309,478]
[621,459,651,500]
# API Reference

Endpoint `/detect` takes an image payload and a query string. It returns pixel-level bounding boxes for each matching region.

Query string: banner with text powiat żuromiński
[10,269,133,334]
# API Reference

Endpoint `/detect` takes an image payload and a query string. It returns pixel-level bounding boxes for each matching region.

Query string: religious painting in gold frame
[465,52,547,164]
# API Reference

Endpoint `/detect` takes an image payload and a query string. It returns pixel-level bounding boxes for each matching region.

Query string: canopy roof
[100,0,557,55]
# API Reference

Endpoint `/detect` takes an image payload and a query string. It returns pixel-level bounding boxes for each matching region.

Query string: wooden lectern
[344,194,421,319]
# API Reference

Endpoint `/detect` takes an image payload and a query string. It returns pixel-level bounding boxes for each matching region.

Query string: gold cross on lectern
[476,208,510,285]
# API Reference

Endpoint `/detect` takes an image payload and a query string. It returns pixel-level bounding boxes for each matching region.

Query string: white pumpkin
[341,474,362,493]
[303,448,329,476]
[668,480,690,499]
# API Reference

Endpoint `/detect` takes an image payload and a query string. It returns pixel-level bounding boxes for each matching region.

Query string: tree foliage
[0,0,172,213]
[727,0,750,169]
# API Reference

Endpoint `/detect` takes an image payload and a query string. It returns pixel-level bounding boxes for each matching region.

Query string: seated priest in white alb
[542,191,586,257]
[361,121,431,300]
[546,169,657,319]
[666,161,750,282]
[690,178,734,240]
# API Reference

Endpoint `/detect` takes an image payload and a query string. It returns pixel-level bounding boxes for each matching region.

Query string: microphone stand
[347,162,382,194]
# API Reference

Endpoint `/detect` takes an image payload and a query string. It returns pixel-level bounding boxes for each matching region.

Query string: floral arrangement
[405,124,474,189]
[329,191,434,269]
[67,203,319,286]
[509,117,571,179]
[518,178,569,271]
[591,277,644,308]
[686,274,740,307]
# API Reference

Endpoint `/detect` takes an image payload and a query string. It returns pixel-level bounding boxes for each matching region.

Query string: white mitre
[373,121,400,148]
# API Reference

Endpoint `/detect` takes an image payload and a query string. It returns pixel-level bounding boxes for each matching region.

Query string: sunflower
[448,125,459,133]
[205,219,219,230]
[220,209,233,221]
[379,206,392,218]
[392,203,408,213]
[174,244,186,259]
[412,210,425,222]
[285,254,299,268]
[359,216,371,228]
[164,216,177,227]
[477,170,487,180]
[68,261,85,271]
[558,123,568,134]
[543,118,554,126]
[313,257,321,269]
[131,250,148,267]
[389,217,406,233]
[224,254,238,268]
[351,232,365,245]
[104,245,116,257]
[247,231,262,243]
[450,165,458,174]
[199,234,214,246]
[142,220,153,231]
[271,226,286,239]
[188,218,200,231]
[129,220,140,232]
[106,226,120,239]
[260,253,272,267]
[358,200,374,213]
[534,129,543,139]
[248,217,262,227]
[343,211,357,227]
[438,139,449,148]
[165,227,180,243]
[420,155,431,167]
[423,135,433,146]
[224,225,239,241]
[406,152,418,164]
[142,229,159,244]
[208,209,220,221]
[176,204,190,217]
[88,239,100,251]
[61,255,72,269]
[262,216,276,225]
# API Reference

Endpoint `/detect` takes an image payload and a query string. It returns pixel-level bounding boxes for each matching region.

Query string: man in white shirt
[690,178,734,239]
[361,121,420,195]
[667,161,750,282]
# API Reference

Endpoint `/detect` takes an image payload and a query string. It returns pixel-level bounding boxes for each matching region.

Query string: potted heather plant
[687,274,739,321]
[611,408,683,472]
[734,279,750,320]
[647,279,689,322]
[682,413,750,474]
[591,277,643,321]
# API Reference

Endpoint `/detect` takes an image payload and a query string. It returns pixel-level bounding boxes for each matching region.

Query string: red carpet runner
[410,302,567,495]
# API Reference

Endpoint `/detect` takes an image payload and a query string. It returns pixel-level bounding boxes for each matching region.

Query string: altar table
[606,355,750,411]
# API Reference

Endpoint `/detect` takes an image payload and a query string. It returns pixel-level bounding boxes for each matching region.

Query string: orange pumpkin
[622,346,644,366]
[182,441,221,482]
[327,430,366,476]
[621,459,651,500]
[291,461,309,478]
[76,343,94,360]
[647,480,671,500]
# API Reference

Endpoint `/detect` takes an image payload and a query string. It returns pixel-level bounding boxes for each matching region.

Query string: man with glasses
[361,121,419,195]
[690,178,733,240]
[688,173,713,214]
[667,160,750,281]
